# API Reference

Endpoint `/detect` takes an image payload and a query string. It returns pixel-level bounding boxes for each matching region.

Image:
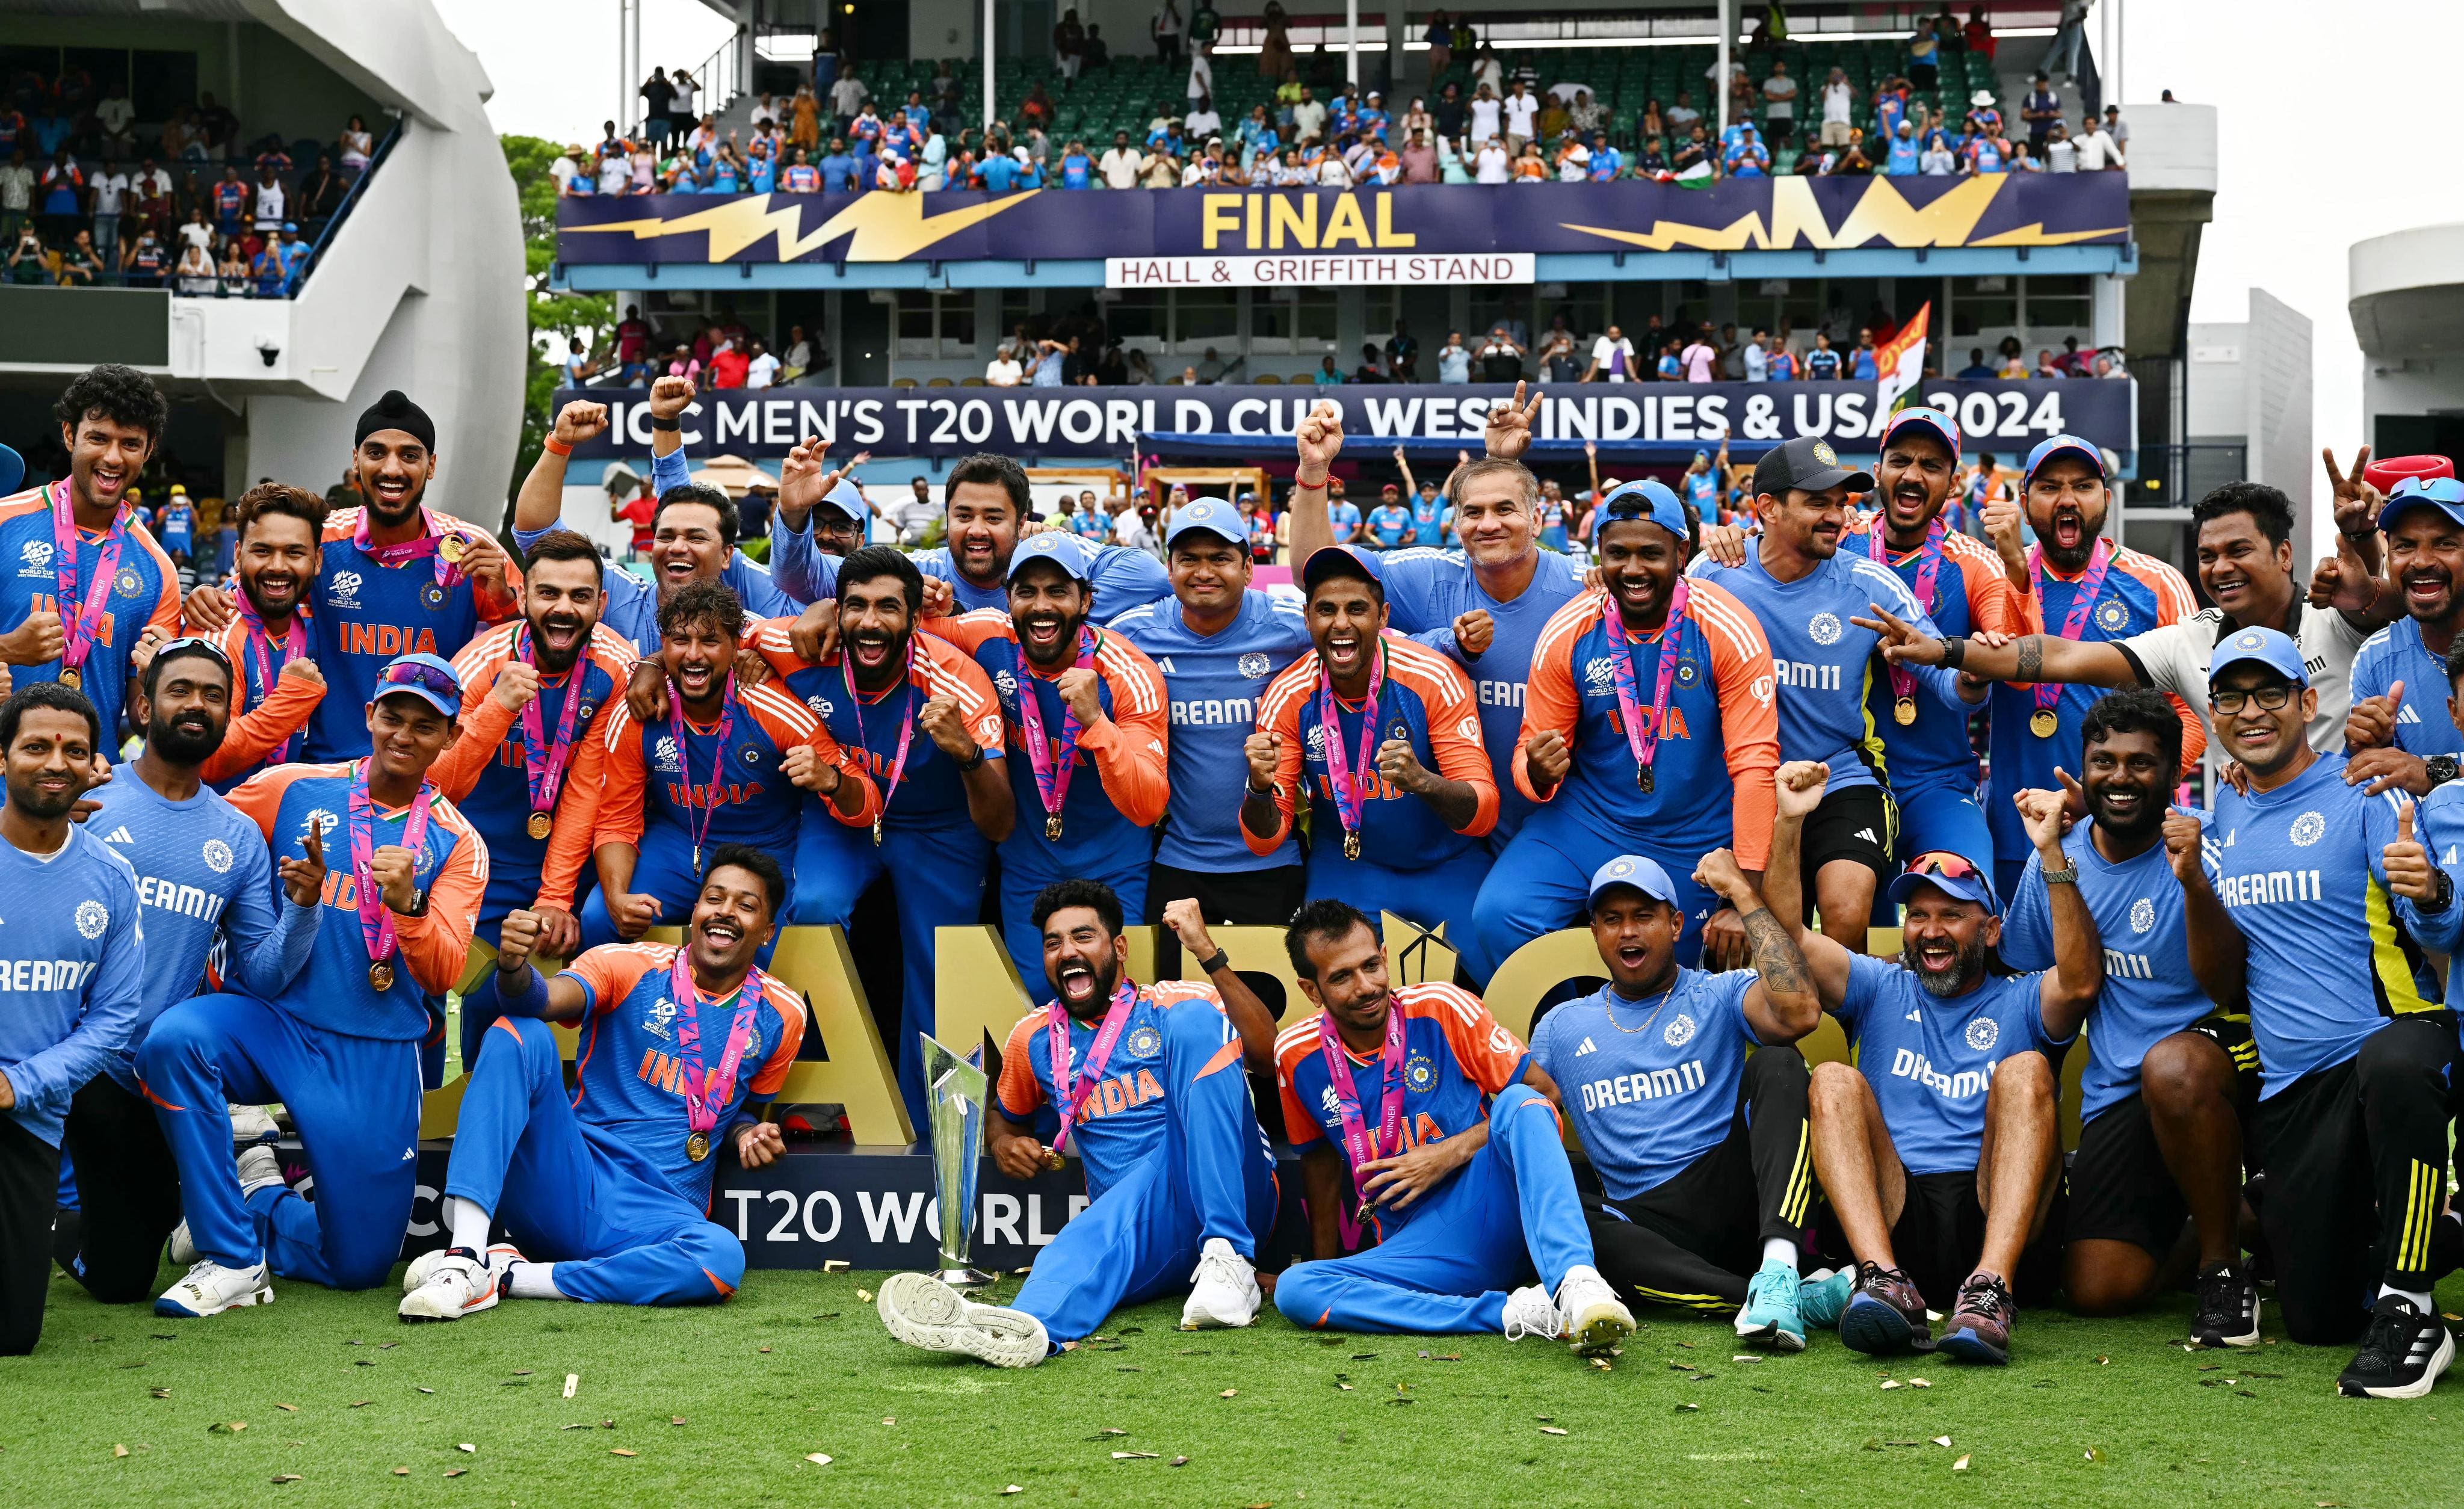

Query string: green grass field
[8,1262,2461,1508]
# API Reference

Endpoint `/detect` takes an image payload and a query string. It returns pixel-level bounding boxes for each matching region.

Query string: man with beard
[931,535,1172,984]
[1695,436,1981,955]
[773,448,1172,623]
[877,880,1278,1365]
[1268,900,1635,1356]
[397,847,801,1319]
[2342,476,2464,796]
[1466,481,1779,981]
[1779,761,2097,1365]
[0,366,185,750]
[0,684,146,1354]
[1993,688,2259,1344]
[1847,409,2027,873]
[425,531,638,1062]
[182,391,523,763]
[196,484,327,790]
[1109,498,1313,928]
[2169,628,2461,1398]
[1285,393,1589,859]
[57,640,320,1307]
[143,653,490,1316]
[743,546,1011,1126]
[1246,546,1497,958]
[582,581,877,963]
[1528,850,1833,1350]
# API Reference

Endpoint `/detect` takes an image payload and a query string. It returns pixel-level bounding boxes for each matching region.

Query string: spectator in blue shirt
[902,90,932,134]
[1956,347,1996,380]
[819,138,858,191]
[1804,331,1842,380]
[1724,125,1770,176]
[1436,330,1471,384]
[1587,131,1622,180]
[1366,486,1412,549]
[1850,330,1882,381]
[1058,141,1095,188]
[1885,119,1922,175]
[1313,354,1344,387]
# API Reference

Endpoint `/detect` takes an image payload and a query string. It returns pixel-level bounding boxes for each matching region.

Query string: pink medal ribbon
[1318,1003,1407,1247]
[1011,626,1097,842]
[235,603,307,762]
[665,672,737,875]
[1047,980,1140,1156]
[348,759,432,991]
[1315,637,1386,860]
[2027,537,2114,727]
[1868,518,1947,722]
[1601,578,1690,795]
[353,505,465,600]
[667,946,764,1156]
[841,640,918,845]
[48,479,129,684]
[516,626,587,832]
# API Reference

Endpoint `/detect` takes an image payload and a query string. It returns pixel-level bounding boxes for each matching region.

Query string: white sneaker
[165,1218,197,1268]
[403,1241,523,1296]
[1554,1265,1636,1356]
[227,1104,279,1147]
[398,1246,512,1322]
[1502,1283,1562,1341]
[1180,1238,1261,1329]
[155,1258,273,1318]
[235,1144,285,1197]
[876,1272,1049,1368]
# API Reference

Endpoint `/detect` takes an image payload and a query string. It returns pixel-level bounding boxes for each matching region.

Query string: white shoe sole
[400,1283,501,1323]
[1563,1299,1635,1356]
[2194,1295,2262,1349]
[1180,1282,1261,1330]
[155,1282,273,1319]
[877,1273,1046,1367]
[2347,1325,2454,1400]
[403,1243,522,1296]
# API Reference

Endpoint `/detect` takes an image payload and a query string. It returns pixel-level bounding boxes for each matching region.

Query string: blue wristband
[493,961,551,1020]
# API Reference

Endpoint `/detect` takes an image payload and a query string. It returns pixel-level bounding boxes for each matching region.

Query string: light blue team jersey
[0,826,146,1147]
[1109,589,1312,872]
[1682,469,1719,516]
[1327,501,1363,540]
[1999,822,2209,1122]
[904,537,1173,626]
[85,773,315,1091]
[1409,496,1451,546]
[1833,952,2069,1176]
[2348,617,2463,756]
[1690,548,1964,794]
[1530,971,1761,1200]
[2205,753,2450,1097]
[1367,505,1412,547]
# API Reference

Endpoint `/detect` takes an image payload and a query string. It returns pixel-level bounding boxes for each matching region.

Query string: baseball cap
[1300,543,1385,593]
[2373,475,2464,536]
[1166,495,1246,548]
[1884,850,1998,913]
[2207,625,2309,688]
[1587,854,1679,909]
[373,652,465,718]
[2022,433,2105,484]
[1881,406,1962,460]
[813,477,868,520]
[1006,531,1090,584]
[1380,482,1400,496]
[1751,434,1874,499]
[1595,478,1690,540]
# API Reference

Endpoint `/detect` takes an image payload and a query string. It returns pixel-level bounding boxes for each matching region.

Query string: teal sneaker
[1735,1259,1807,1352]
[1798,1267,1854,1330]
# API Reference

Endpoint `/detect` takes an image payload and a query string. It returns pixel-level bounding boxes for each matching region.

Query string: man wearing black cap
[1693,434,1981,952]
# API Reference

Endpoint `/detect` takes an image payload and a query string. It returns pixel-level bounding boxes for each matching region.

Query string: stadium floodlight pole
[617,0,641,134]
[1347,0,1359,88]
[983,0,996,128]
[1715,0,1732,138]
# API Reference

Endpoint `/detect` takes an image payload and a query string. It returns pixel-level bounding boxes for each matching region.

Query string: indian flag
[1873,300,1931,428]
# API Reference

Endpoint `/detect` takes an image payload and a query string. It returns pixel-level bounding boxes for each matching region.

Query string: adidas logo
[1854,827,1878,844]
[2399,704,2422,724]
[104,825,134,844]
[1906,1008,1922,1023]
[1574,1035,1598,1057]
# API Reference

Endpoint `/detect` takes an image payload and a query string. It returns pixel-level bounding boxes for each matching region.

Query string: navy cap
[1882,405,1962,460]
[1301,543,1385,593]
[1166,495,1246,547]
[817,476,868,520]
[1596,478,1691,540]
[2208,625,2308,688]
[372,652,465,719]
[1752,434,1873,498]
[2023,433,2105,484]
[1006,531,1091,583]
[1587,854,1679,908]
[1884,851,1998,913]
[2374,476,2464,536]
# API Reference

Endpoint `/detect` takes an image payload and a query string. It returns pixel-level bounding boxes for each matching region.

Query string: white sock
[1762,1238,1800,1273]
[2379,1282,2434,1312]
[442,1195,492,1256]
[507,1261,566,1301]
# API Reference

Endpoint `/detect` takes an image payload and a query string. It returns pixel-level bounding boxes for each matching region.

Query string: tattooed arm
[1856,612,2137,690]
[1694,845,1820,1043]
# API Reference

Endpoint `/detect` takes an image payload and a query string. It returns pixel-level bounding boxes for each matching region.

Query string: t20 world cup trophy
[919,1032,994,1290]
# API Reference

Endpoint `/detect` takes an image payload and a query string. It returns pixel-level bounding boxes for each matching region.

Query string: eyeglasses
[1901,851,1983,881]
[376,659,461,700]
[2209,682,2295,715]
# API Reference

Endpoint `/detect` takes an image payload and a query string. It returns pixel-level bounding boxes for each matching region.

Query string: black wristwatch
[650,414,681,433]
[2426,753,2459,788]
[2434,869,2456,914]
[1939,635,1968,671]
[955,745,986,773]
[1196,948,1230,976]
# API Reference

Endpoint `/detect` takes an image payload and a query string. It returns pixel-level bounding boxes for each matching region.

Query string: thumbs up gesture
[2382,798,2445,903]
[2344,679,2433,795]
[2344,678,2404,751]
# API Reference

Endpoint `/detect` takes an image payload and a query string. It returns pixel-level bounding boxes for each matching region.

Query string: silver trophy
[919,1031,995,1291]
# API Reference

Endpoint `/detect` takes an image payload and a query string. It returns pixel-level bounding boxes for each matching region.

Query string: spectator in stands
[55,226,102,286]
[214,235,248,295]
[1920,131,1957,175]
[1724,125,1770,177]
[1310,353,1342,387]
[1664,88,1702,139]
[1845,329,1879,380]
[1761,59,1799,143]
[1813,66,1855,150]
[1537,91,1570,147]
[1433,330,1469,384]
[168,233,212,295]
[1472,133,1509,184]
[37,147,82,244]
[85,155,127,260]
[1955,347,1993,380]
[638,70,676,147]
[744,338,779,389]
[1804,330,1841,380]
[1509,140,1548,184]
[1579,324,1634,383]
[1908,22,1940,91]
[1671,125,1712,181]
[1395,129,1436,184]
[2074,111,2124,170]
[829,67,869,134]
[120,223,164,286]
[6,223,46,285]
[2102,103,2128,152]
[1552,133,1590,181]
[1138,138,1181,188]
[2019,73,2062,150]
[1291,85,1327,146]
[1476,326,1525,383]
[1502,79,1542,156]
[1186,92,1223,141]
[1880,119,1919,176]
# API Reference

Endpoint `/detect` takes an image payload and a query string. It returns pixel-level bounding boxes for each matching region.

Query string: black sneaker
[2188,1261,2260,1349]
[2335,1295,2456,1399]
[1936,1271,2015,1366]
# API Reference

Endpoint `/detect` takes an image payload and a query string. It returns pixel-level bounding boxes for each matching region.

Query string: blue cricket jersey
[0,825,146,1147]
[1833,953,2069,1176]
[912,535,1173,626]
[0,484,185,748]
[1530,971,1761,1200]
[2349,617,2463,756]
[304,507,520,762]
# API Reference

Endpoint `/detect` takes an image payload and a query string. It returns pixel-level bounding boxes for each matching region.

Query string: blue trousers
[1273,1085,1596,1333]
[793,812,992,1131]
[446,1017,743,1305]
[1465,810,1717,983]
[1305,842,1490,974]
[998,851,1148,993]
[1013,1028,1277,1343]
[1891,776,1994,878]
[137,993,421,1289]
[577,836,792,966]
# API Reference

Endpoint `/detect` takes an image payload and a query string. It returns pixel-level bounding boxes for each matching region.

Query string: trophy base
[936,1265,998,1292]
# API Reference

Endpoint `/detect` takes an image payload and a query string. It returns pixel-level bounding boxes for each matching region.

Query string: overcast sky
[436,0,2464,513]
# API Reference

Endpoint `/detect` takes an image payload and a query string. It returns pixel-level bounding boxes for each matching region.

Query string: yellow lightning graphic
[1558,175,2124,253]
[561,191,1039,263]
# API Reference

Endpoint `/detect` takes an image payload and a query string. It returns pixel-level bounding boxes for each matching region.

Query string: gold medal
[1895,697,1917,726]
[871,816,883,848]
[437,533,468,564]
[685,1131,711,1162]
[526,811,554,840]
[58,665,79,690]
[1638,764,1654,795]
[1353,1199,1377,1228]
[1343,829,1361,861]
[368,960,395,992]
[2030,708,2058,738]
[1045,813,1064,841]
[1043,1149,1066,1171]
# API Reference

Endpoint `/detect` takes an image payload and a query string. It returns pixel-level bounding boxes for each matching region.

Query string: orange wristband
[542,436,572,457]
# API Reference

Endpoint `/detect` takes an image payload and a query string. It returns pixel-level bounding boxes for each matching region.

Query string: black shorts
[2066,1014,2258,1256]
[1798,783,1896,900]
[1817,1168,2064,1313]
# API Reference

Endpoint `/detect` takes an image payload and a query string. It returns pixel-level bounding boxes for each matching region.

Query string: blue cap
[818,476,868,520]
[1884,851,1999,913]
[280,221,298,233]
[1882,405,1962,459]
[2023,433,2105,483]
[1586,854,1679,908]
[372,652,465,719]
[1166,496,1246,548]
[1301,543,1385,593]
[2207,625,2309,688]
[2374,476,2464,535]
[1596,478,1690,540]
[1006,531,1091,583]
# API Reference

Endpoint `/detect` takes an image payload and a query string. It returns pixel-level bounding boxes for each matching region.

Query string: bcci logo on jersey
[2289,812,2326,847]
[1808,611,1844,646]
[1123,1025,1163,1060]
[653,736,682,774]
[2095,599,2131,632]
[2129,896,2155,933]
[16,540,51,578]
[1404,1052,1436,1092]
[328,570,364,609]
[116,567,143,598]
[643,998,677,1039]
[1963,1016,1999,1052]
[75,900,110,939]
[202,839,233,874]
[1238,653,1273,679]
[1663,1013,1696,1048]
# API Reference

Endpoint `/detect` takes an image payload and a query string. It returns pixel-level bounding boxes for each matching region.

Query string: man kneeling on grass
[398,845,802,1318]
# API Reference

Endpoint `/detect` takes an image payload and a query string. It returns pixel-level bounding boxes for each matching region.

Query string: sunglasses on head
[376,661,460,699]
[1901,851,1983,882]
[2389,477,2464,507]
[150,635,233,674]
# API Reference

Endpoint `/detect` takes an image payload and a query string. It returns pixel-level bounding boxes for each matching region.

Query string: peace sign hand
[1482,380,1545,461]
[2323,445,2381,536]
